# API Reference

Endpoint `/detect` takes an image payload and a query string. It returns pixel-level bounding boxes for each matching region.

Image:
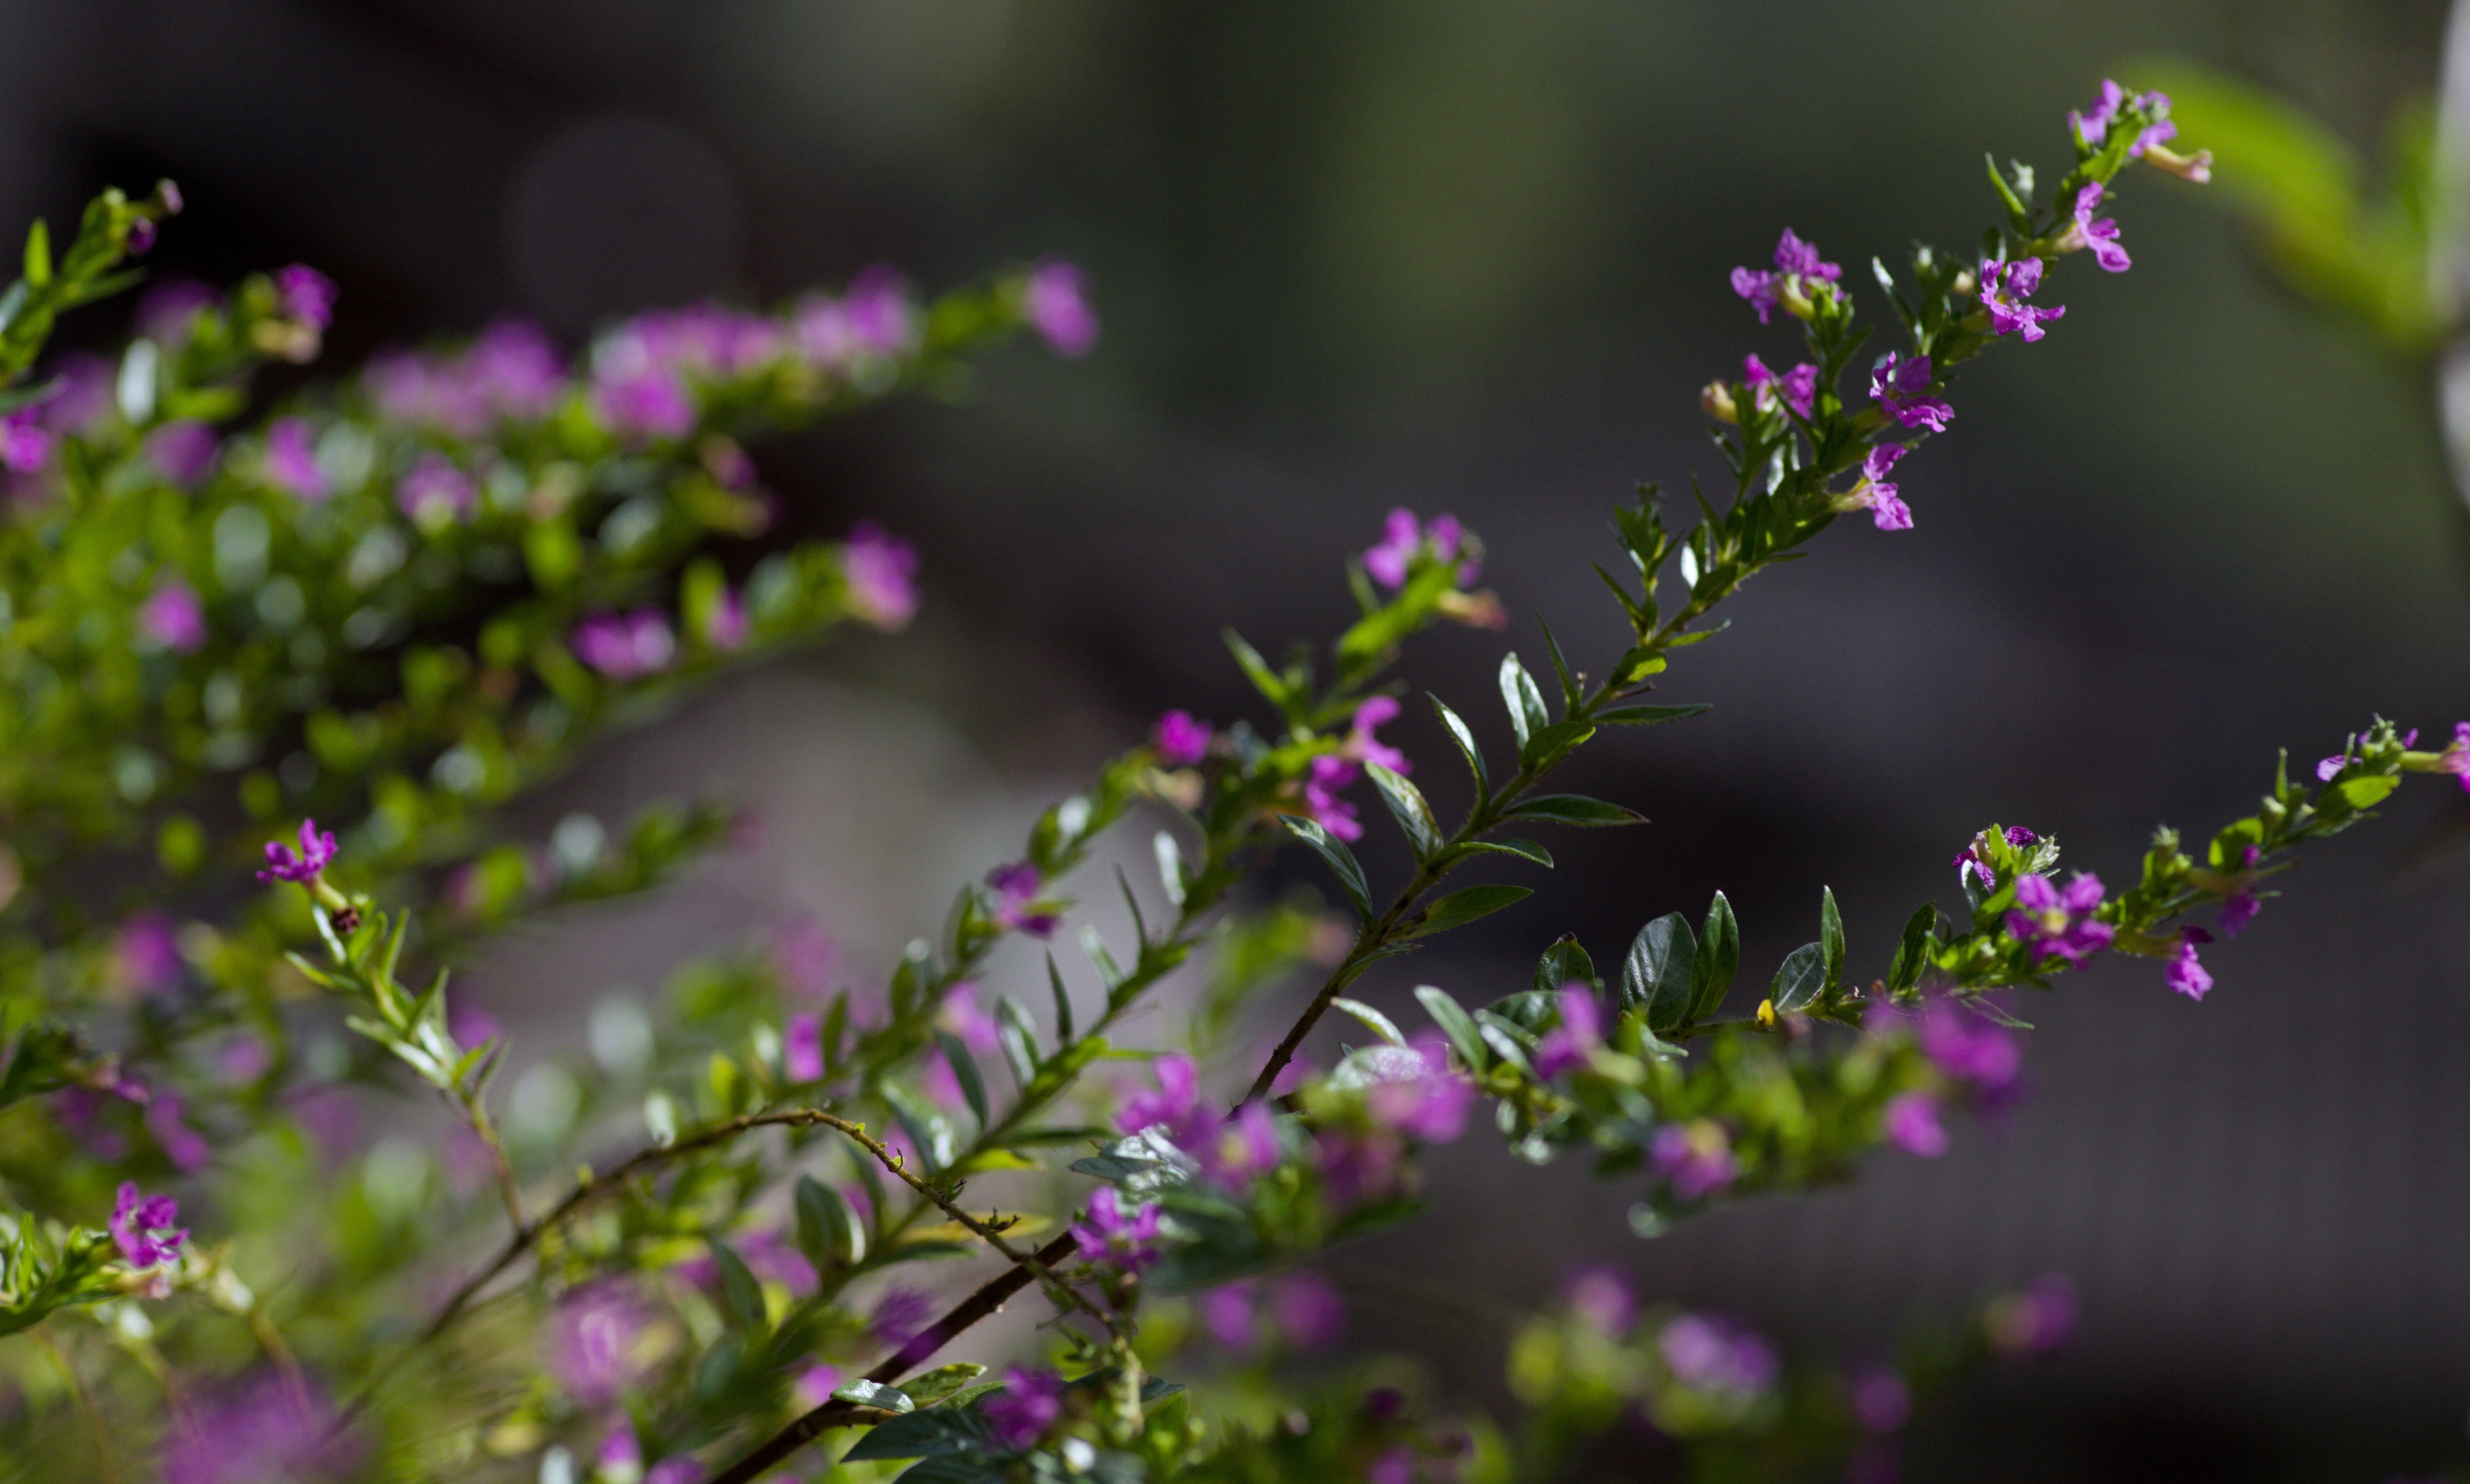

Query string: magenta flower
[2427,720,2470,793]
[261,418,328,500]
[1953,824,2039,893]
[644,1460,701,1484]
[1362,507,1474,589]
[1315,1126,1402,1207]
[161,1372,352,1484]
[1651,1121,1738,1200]
[1987,1274,2077,1356]
[2069,183,2131,272]
[842,520,920,631]
[1024,260,1099,357]
[1303,754,1363,842]
[147,1089,212,1173]
[547,1282,646,1405]
[1268,1270,1345,1349]
[2072,80,2177,157]
[1743,354,1819,420]
[1070,1187,1165,1270]
[1563,1266,1636,1338]
[1659,1314,1778,1395]
[983,1368,1066,1450]
[1914,999,2023,1096]
[704,587,748,651]
[1200,1283,1257,1349]
[144,420,221,485]
[1345,695,1410,774]
[1850,442,1912,530]
[842,267,915,357]
[1867,352,1953,433]
[592,364,696,440]
[258,820,338,885]
[396,452,475,528]
[1531,986,1600,1079]
[1119,1052,1211,1147]
[572,609,677,681]
[2164,926,2214,1002]
[139,581,207,653]
[1849,1366,1913,1434]
[109,1182,186,1269]
[276,265,336,331]
[465,318,567,421]
[2216,888,2260,938]
[985,861,1059,938]
[0,409,49,473]
[1153,710,1213,766]
[1200,1101,1283,1191]
[115,912,183,994]
[784,1012,824,1082]
[39,353,115,435]
[2003,873,2113,968]
[1883,1091,1949,1158]
[1365,1033,1473,1142]
[1979,256,2066,341]
[1729,228,1842,324]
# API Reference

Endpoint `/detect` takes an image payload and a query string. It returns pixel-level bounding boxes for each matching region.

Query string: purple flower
[874,1283,939,1343]
[258,820,338,884]
[703,587,748,651]
[983,1367,1066,1450]
[1651,1120,1738,1200]
[115,912,183,995]
[794,1364,842,1408]
[1849,1366,1913,1434]
[464,318,567,421]
[1851,442,1912,530]
[1914,999,2023,1095]
[1070,1187,1165,1270]
[1531,986,1600,1079]
[1346,695,1410,774]
[1200,1283,1257,1349]
[276,265,336,330]
[599,1424,642,1473]
[1200,1101,1283,1191]
[784,1013,824,1082]
[139,280,218,347]
[148,1089,213,1173]
[546,1281,645,1405]
[1121,1052,1213,1147]
[262,418,328,501]
[1267,1270,1345,1349]
[794,268,916,370]
[139,581,208,653]
[161,1372,352,1484]
[1154,710,1213,766]
[2216,889,2260,938]
[1883,1091,1949,1158]
[843,519,920,631]
[2164,926,2214,1002]
[1986,1273,2076,1356]
[2072,80,2177,157]
[985,861,1059,938]
[1303,754,1363,842]
[1659,1314,1778,1395]
[1314,1127,1402,1207]
[0,409,49,473]
[645,1459,701,1484]
[1742,354,1819,420]
[2069,183,2131,272]
[396,452,475,528]
[144,420,221,485]
[572,609,677,681]
[109,1182,186,1268]
[2003,873,2113,968]
[1953,824,2039,893]
[1362,507,1475,589]
[592,364,696,440]
[1024,260,1099,357]
[1979,257,2066,341]
[1563,1266,1635,1338]
[1365,1033,1474,1142]
[1730,228,1841,323]
[39,353,115,435]
[1368,1448,1415,1484]
[770,916,838,999]
[1867,352,1953,433]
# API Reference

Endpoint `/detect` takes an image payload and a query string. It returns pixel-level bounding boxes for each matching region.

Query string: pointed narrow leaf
[796,1174,865,1267]
[1223,629,1288,710]
[831,1379,914,1413]
[1689,891,1739,1022]
[1498,654,1549,747]
[1365,763,1442,860]
[1329,997,1406,1046]
[1402,884,1532,938]
[707,1238,767,1331]
[840,1406,991,1461]
[1153,831,1185,907]
[1078,923,1123,989]
[1503,794,1644,828]
[1461,837,1551,868]
[1534,935,1597,993]
[1046,955,1075,1045]
[1819,886,1845,988]
[1886,904,1937,995]
[1769,943,1826,1013]
[1622,912,1698,1030]
[1594,703,1711,725]
[879,1082,958,1172]
[1414,985,1487,1070]
[1518,718,1595,769]
[1429,693,1489,796]
[1472,1010,1537,1076]
[933,1030,989,1129]
[1277,813,1373,921]
[1536,614,1581,712]
[995,996,1042,1087]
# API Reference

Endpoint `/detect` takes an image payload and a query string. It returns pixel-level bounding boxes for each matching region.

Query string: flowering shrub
[0,85,2456,1484]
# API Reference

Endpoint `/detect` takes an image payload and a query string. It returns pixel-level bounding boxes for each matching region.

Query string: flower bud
[2144,145,2212,183]
[1699,381,1738,424]
[1951,269,1977,297]
[1778,276,1819,321]
[154,179,183,215]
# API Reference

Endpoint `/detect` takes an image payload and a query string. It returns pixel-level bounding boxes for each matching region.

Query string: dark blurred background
[8,0,2469,1476]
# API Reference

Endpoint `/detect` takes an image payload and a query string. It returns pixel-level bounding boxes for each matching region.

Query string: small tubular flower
[1742,354,1819,420]
[2068,183,2131,272]
[1152,710,1213,765]
[983,1368,1066,1450]
[572,609,677,681]
[1837,442,1912,530]
[2003,872,2113,967]
[2164,926,2215,1001]
[1530,986,1600,1079]
[842,520,919,631]
[1979,257,2065,341]
[262,418,328,501]
[1730,228,1841,324]
[1070,1187,1165,1270]
[985,861,1059,938]
[1650,1120,1738,1200]
[109,1182,186,1269]
[1867,352,1953,433]
[1022,260,1098,357]
[1883,1091,1950,1158]
[258,819,338,884]
[139,581,207,653]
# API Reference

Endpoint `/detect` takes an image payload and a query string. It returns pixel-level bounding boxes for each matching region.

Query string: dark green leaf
[1533,935,1597,993]
[1622,912,1698,1030]
[1769,943,1826,1013]
[1503,794,1644,828]
[1498,654,1549,748]
[1365,763,1443,860]
[1414,985,1487,1070]
[1594,703,1711,725]
[1819,886,1845,988]
[1689,891,1738,1022]
[707,1237,767,1332]
[1277,813,1373,921]
[1046,955,1075,1045]
[841,1406,992,1461]
[888,1455,1011,1484]
[1222,628,1288,710]
[880,1082,958,1173]
[994,996,1041,1088]
[901,1363,990,1407]
[1519,719,1597,769]
[1402,884,1532,938]
[1473,1010,1537,1076]
[1459,837,1551,868]
[832,1378,914,1413]
[1536,614,1581,712]
[934,1030,989,1129]
[1886,904,1936,996]
[1429,693,1490,797]
[796,1174,864,1267]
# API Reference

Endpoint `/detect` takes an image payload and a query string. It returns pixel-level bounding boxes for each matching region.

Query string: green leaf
[933,1031,989,1129]
[21,220,49,288]
[1502,794,1644,828]
[1277,813,1373,921]
[1769,943,1826,1013]
[1430,694,1490,796]
[1414,985,1487,1070]
[1594,703,1711,726]
[1366,763,1443,860]
[1153,830,1185,908]
[1622,912,1698,1030]
[1498,654,1549,748]
[1329,997,1406,1046]
[1402,884,1531,938]
[1459,837,1551,868]
[1819,886,1845,989]
[1984,151,2032,233]
[1046,955,1075,1045]
[898,1363,990,1408]
[840,1404,991,1461]
[1886,904,1936,996]
[1223,628,1288,710]
[888,1457,1012,1484]
[1535,614,1582,712]
[1689,891,1739,1022]
[1533,935,1596,993]
[994,997,1042,1088]
[796,1174,865,1267]
[879,1083,959,1173]
[1519,719,1597,769]
[1472,1010,1537,1076]
[832,1378,914,1413]
[2335,774,2399,809]
[706,1237,768,1331]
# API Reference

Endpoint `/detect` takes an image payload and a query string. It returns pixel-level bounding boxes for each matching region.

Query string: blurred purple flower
[1345,695,1410,775]
[395,452,475,528]
[1853,443,1912,530]
[842,519,920,631]
[1914,999,2022,1096]
[983,1367,1065,1450]
[1868,352,1952,434]
[2164,926,2214,1002]
[262,418,328,501]
[644,1459,701,1484]
[598,1424,642,1472]
[1071,1187,1165,1270]
[1199,1283,1257,1349]
[1154,710,1213,766]
[109,1182,186,1268]
[139,279,217,346]
[1659,1314,1778,1395]
[2004,873,2113,967]
[1200,1101,1283,1192]
[546,1281,647,1405]
[1531,986,1600,1080]
[2069,183,2131,272]
[1883,1091,1949,1158]
[1268,1270,1345,1349]
[139,580,207,652]
[39,353,115,434]
[276,265,336,330]
[1563,1266,1635,1338]
[0,409,49,473]
[985,861,1059,938]
[1367,1448,1416,1484]
[115,911,183,995]
[794,1364,841,1409]
[784,1012,825,1083]
[1362,507,1475,589]
[1365,1033,1473,1143]
[1849,1365,1913,1433]
[1979,256,2065,341]
[1987,1274,2077,1356]
[678,1228,816,1296]
[1120,1051,1211,1147]
[162,1372,352,1484]
[704,586,748,651]
[1303,754,1364,842]
[573,609,677,681]
[147,1088,212,1173]
[145,420,221,485]
[770,916,838,1000]
[1650,1121,1738,1200]
[593,364,696,440]
[258,820,337,884]
[1024,260,1099,357]
[871,1283,936,1345]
